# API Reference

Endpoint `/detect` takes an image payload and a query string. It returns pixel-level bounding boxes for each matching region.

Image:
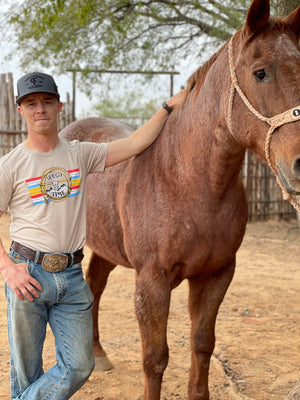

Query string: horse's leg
[85,251,116,371]
[135,267,171,400]
[188,261,235,400]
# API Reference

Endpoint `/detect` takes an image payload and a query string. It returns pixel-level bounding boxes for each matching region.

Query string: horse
[60,0,300,398]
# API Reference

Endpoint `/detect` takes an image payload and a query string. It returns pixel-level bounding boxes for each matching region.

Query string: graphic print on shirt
[25,167,81,205]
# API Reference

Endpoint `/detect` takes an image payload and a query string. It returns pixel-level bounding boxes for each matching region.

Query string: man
[0,72,182,400]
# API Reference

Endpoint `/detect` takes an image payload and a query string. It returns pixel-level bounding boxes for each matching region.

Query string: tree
[4,0,297,92]
[6,0,251,74]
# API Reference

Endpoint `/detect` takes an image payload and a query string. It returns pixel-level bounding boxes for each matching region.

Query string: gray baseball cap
[16,72,60,105]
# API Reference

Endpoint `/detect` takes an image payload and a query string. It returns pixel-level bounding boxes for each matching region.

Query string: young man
[0,72,182,400]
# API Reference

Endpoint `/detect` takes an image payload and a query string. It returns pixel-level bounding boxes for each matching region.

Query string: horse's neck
[158,48,245,197]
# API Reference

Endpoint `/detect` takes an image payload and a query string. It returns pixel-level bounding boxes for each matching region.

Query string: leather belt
[11,241,84,273]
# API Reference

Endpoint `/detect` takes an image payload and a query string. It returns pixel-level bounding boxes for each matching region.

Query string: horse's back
[59,116,135,143]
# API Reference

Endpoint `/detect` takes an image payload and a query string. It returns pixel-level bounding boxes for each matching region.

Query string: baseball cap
[16,72,60,105]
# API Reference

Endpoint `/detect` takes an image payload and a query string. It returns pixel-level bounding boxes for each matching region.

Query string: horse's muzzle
[277,162,300,196]
[292,155,300,180]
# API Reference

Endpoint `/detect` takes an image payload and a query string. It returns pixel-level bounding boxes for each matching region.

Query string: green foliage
[4,0,286,92]
[6,0,251,74]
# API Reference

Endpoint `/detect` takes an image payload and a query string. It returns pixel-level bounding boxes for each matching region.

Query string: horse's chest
[124,213,243,275]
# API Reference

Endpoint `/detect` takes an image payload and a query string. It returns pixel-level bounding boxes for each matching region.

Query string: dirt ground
[0,213,299,400]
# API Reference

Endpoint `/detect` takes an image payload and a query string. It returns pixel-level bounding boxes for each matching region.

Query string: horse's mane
[183,41,229,102]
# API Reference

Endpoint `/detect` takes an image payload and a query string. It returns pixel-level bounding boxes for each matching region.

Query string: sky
[0,1,194,119]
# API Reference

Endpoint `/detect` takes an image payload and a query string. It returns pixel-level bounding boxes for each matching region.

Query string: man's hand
[0,234,43,301]
[0,212,42,301]
[2,260,43,301]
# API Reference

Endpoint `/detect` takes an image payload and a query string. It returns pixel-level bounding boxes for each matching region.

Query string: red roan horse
[60,0,300,398]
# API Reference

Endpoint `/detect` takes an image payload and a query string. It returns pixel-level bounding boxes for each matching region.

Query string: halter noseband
[227,36,300,212]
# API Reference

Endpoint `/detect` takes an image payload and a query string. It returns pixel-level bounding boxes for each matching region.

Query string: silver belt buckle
[42,253,68,273]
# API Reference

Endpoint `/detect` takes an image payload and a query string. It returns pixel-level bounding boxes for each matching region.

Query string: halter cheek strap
[227,36,300,212]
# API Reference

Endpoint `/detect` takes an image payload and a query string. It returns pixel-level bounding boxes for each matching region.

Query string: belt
[11,241,84,273]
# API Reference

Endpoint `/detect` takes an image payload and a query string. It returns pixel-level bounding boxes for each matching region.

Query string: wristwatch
[161,101,173,114]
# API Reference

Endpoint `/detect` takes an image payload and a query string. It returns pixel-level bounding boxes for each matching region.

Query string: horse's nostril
[292,156,300,179]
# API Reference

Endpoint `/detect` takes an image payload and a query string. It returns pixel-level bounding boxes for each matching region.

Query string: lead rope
[227,36,300,212]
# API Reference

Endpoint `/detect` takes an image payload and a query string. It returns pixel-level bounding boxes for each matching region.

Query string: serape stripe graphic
[69,169,82,197]
[25,176,47,204]
[25,168,81,205]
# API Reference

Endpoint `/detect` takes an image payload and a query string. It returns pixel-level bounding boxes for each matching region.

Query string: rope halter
[227,36,300,212]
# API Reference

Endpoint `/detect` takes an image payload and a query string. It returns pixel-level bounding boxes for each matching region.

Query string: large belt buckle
[42,253,68,273]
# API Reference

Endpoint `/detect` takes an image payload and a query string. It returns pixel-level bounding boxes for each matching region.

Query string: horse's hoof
[94,356,114,371]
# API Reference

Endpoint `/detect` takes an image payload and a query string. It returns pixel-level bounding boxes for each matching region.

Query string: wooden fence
[241,151,296,221]
[0,73,297,221]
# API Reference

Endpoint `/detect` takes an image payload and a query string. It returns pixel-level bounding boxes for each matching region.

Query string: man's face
[18,92,63,135]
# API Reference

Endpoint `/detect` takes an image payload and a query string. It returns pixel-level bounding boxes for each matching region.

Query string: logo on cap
[26,75,45,89]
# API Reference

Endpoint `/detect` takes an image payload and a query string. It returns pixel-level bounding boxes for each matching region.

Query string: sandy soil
[0,213,299,400]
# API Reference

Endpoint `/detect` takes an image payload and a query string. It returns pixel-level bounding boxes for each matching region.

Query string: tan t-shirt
[0,138,108,252]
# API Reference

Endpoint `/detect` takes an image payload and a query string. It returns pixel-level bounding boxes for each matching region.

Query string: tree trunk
[275,0,299,16]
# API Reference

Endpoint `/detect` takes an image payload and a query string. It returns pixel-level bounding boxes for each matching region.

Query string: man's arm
[0,211,42,301]
[105,90,184,167]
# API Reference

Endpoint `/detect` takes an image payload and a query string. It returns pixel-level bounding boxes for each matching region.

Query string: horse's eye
[254,69,270,82]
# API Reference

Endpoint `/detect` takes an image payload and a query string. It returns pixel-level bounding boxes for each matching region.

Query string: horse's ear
[283,5,300,38]
[245,0,270,35]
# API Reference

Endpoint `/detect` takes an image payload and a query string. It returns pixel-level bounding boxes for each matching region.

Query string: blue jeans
[5,249,95,400]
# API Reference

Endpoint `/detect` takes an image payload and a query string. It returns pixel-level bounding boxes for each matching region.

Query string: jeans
[5,248,95,400]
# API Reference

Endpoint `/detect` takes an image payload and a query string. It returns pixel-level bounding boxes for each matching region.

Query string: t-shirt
[0,138,108,252]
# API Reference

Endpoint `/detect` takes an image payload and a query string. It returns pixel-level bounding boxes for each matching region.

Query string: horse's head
[228,0,300,200]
